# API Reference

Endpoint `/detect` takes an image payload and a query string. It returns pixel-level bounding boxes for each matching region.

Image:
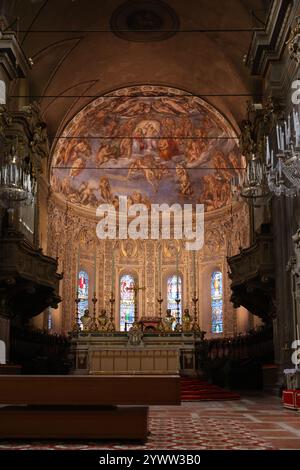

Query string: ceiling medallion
[110,0,179,42]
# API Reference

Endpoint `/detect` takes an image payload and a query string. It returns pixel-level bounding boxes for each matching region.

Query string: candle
[271,149,274,169]
[176,250,179,297]
[111,249,115,292]
[280,127,285,151]
[158,245,162,293]
[76,247,80,297]
[279,158,282,179]
[296,112,300,147]
[284,120,288,147]
[193,251,196,294]
[94,247,97,294]
[276,124,280,150]
[266,136,270,165]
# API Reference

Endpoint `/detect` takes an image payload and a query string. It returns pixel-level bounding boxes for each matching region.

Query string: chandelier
[234,106,271,206]
[265,109,300,197]
[0,138,36,205]
[239,153,269,203]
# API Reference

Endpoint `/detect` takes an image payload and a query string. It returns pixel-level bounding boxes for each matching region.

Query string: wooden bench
[0,375,180,440]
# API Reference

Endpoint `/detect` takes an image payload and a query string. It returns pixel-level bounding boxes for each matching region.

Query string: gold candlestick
[73,296,81,333]
[157,291,163,319]
[191,292,200,333]
[91,292,98,331]
[175,296,181,330]
[108,291,116,331]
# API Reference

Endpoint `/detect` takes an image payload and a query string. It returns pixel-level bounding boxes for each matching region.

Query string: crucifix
[126,284,146,323]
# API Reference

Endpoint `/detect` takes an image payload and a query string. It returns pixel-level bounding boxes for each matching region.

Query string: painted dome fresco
[51,85,244,212]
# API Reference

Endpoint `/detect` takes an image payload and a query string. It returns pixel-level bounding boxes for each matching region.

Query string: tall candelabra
[109,291,116,329]
[91,292,98,331]
[157,291,163,319]
[191,292,200,332]
[175,296,181,330]
[73,296,81,332]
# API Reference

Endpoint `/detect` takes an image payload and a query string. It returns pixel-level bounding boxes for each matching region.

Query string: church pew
[0,375,180,440]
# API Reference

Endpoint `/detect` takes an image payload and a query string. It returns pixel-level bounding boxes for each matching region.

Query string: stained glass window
[167,275,182,324]
[211,271,223,334]
[78,270,89,326]
[47,307,52,331]
[120,274,135,332]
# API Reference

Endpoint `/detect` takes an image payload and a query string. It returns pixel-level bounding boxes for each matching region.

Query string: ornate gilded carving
[48,193,249,335]
[286,16,300,63]
[291,228,300,302]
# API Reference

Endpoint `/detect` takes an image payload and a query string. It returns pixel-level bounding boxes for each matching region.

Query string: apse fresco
[51,86,243,211]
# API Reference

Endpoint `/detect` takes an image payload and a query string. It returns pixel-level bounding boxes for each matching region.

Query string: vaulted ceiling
[2,0,270,145]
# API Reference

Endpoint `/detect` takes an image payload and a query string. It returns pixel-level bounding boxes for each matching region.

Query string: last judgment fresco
[51,85,244,212]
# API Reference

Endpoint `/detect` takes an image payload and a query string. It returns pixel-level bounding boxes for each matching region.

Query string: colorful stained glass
[211,271,223,334]
[78,270,89,325]
[120,274,135,332]
[167,275,182,324]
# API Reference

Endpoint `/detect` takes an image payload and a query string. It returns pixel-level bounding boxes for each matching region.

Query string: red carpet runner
[181,377,240,401]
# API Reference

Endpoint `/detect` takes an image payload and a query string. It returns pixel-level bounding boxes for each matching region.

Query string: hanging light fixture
[0,137,36,205]
[265,108,300,197]
[239,153,270,205]
[233,103,271,206]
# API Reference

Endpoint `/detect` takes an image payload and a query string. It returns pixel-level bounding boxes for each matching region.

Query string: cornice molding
[0,30,30,80]
[246,0,294,77]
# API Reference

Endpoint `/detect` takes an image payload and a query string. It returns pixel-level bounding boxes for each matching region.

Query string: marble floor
[0,395,300,450]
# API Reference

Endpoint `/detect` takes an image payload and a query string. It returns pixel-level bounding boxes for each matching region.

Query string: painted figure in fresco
[185,141,203,163]
[70,156,86,178]
[127,155,159,192]
[99,176,112,202]
[132,127,145,154]
[78,181,97,206]
[212,151,233,181]
[55,139,89,168]
[127,191,151,210]
[115,100,147,117]
[95,144,115,166]
[201,174,231,211]
[120,137,132,159]
[160,97,189,115]
[176,164,193,196]
[157,138,179,161]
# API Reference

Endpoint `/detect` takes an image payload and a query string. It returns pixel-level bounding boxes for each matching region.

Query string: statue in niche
[162,309,175,332]
[81,309,92,331]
